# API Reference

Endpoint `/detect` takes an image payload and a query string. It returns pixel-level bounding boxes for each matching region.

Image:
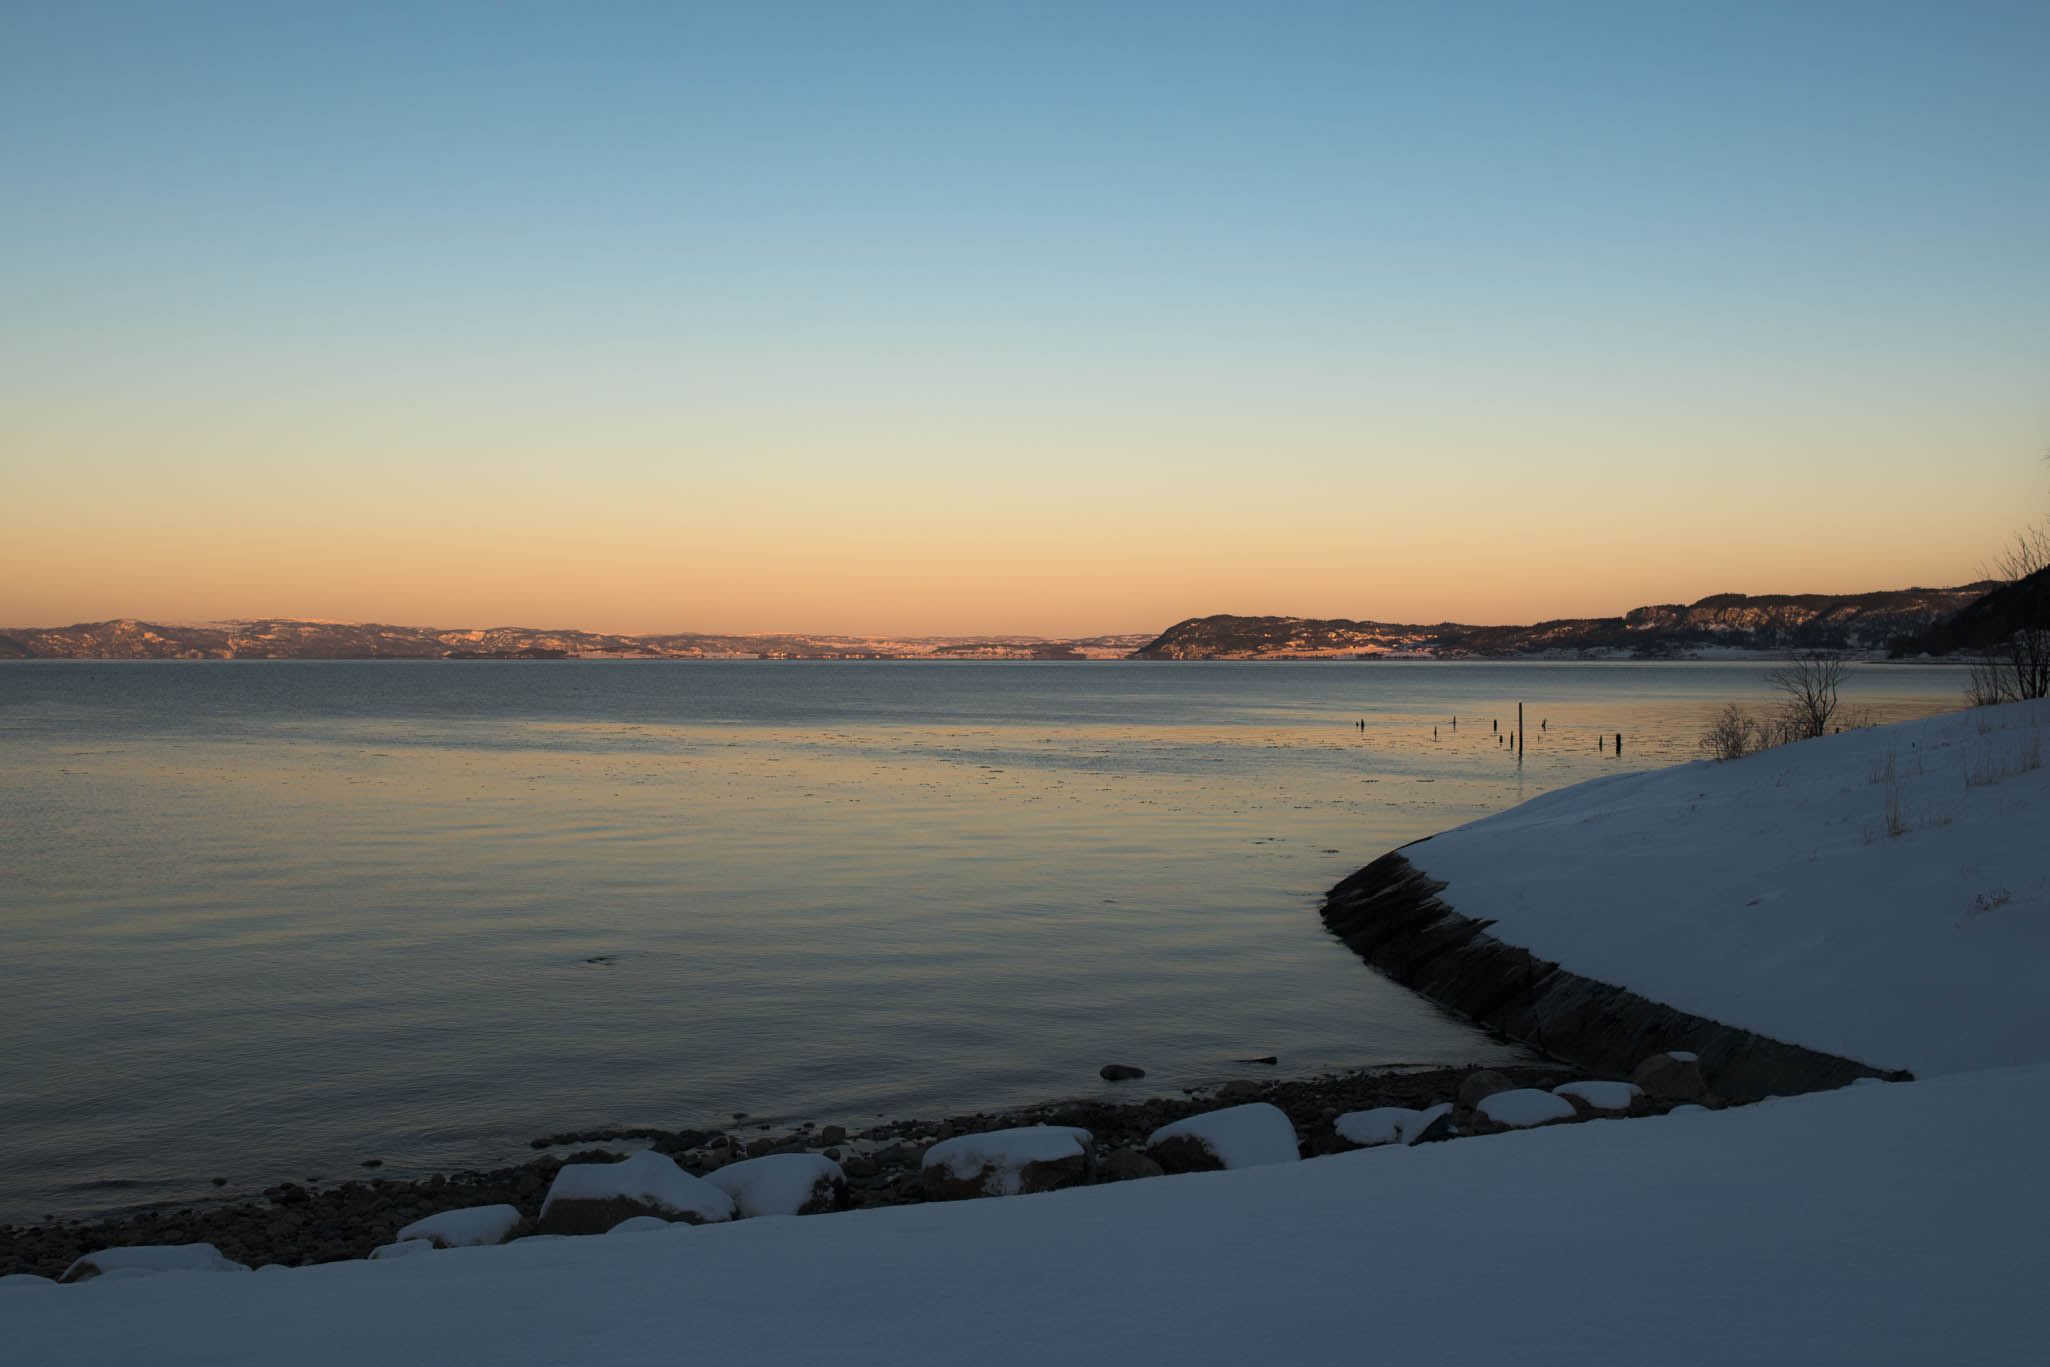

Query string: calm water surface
[0,660,1963,1222]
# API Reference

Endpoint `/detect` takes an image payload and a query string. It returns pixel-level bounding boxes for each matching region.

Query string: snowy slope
[7,1067,2045,1366]
[1408,698,2050,1076]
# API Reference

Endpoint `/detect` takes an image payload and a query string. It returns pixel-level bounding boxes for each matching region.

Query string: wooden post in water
[1517,702,1524,753]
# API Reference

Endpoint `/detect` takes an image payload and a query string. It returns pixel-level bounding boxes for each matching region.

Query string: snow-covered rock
[921,1126,1093,1199]
[1334,1101,1452,1148]
[1148,1103,1299,1171]
[538,1150,735,1234]
[705,1152,845,1217]
[1476,1089,1578,1129]
[59,1243,250,1284]
[1553,1080,1643,1111]
[604,1216,675,1236]
[0,1273,55,1290]
[394,1204,522,1248]
[367,1240,436,1261]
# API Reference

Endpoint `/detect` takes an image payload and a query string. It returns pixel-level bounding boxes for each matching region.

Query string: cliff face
[1133,584,1996,659]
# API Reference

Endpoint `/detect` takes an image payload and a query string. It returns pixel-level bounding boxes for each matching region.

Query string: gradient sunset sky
[5,1,2047,636]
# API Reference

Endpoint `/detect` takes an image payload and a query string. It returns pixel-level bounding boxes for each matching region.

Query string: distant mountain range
[1130,584,1999,660]
[0,582,2002,661]
[0,619,1152,661]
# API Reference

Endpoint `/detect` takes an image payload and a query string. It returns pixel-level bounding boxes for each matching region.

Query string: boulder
[1410,1109,1458,1144]
[1215,1080,1262,1100]
[1475,1088,1579,1129]
[1098,1148,1165,1183]
[1334,1102,1452,1148]
[1456,1069,1517,1109]
[1631,1051,1710,1102]
[1552,1080,1644,1112]
[706,1152,847,1217]
[1099,1064,1146,1081]
[921,1126,1094,1200]
[537,1150,735,1235]
[394,1203,522,1249]
[1147,1103,1299,1172]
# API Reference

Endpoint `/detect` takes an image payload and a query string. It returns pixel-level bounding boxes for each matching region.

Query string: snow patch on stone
[1335,1101,1451,1147]
[705,1152,843,1218]
[1553,1080,1643,1111]
[61,1243,250,1283]
[922,1127,1091,1196]
[1477,1089,1578,1128]
[1149,1103,1299,1168]
[368,1240,437,1261]
[395,1204,521,1248]
[542,1150,735,1225]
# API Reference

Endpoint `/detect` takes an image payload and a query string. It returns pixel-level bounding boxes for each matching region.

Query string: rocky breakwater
[1320,850,1914,1100]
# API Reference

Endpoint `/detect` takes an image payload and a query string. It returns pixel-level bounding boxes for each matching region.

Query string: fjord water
[0,659,1962,1223]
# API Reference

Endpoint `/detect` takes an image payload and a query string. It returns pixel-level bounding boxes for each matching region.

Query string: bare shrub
[1965,658,2008,707]
[1765,649,1850,739]
[1699,704,1760,761]
[1966,523,2050,705]
[1884,781,1908,838]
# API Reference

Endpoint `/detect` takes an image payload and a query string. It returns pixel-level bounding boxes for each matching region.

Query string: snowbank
[1148,1102,1299,1169]
[13,1066,2047,1365]
[394,1204,521,1248]
[705,1153,844,1217]
[1408,698,2050,1076]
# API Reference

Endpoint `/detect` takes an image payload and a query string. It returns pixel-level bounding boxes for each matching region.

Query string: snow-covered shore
[1408,697,2050,1077]
[8,701,2047,1364]
[7,1066,2044,1365]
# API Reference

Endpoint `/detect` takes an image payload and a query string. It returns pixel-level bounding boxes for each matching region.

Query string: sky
[3,1,2047,636]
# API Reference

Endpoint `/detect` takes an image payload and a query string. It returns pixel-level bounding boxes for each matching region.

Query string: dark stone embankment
[1321,849,1914,1100]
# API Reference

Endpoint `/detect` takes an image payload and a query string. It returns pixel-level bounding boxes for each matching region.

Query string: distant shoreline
[1,580,1996,662]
